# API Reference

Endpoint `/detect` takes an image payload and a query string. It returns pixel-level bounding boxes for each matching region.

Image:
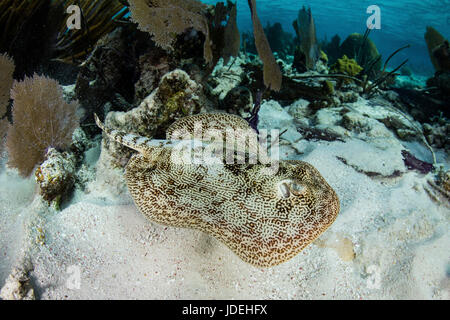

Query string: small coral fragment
[35,148,76,205]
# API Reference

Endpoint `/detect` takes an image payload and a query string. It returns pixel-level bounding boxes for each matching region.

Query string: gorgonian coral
[6,74,79,176]
[0,53,14,118]
[128,0,213,64]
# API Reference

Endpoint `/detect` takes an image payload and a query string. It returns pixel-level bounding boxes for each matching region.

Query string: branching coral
[6,74,79,176]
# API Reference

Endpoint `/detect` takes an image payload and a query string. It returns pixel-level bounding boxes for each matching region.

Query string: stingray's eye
[278,181,291,198]
[291,182,306,195]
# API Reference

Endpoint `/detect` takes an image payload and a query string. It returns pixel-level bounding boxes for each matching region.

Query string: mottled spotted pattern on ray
[95,113,340,267]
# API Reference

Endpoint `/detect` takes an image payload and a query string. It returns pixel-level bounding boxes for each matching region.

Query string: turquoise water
[202,0,450,75]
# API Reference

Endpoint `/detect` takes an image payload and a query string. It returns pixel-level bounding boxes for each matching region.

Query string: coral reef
[425,27,450,97]
[241,61,336,106]
[208,54,248,113]
[134,48,173,102]
[265,22,294,60]
[0,0,448,300]
[426,71,450,96]
[0,0,131,81]
[218,1,241,66]
[6,74,79,177]
[392,87,449,122]
[221,86,253,117]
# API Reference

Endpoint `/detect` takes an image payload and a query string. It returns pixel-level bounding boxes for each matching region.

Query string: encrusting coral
[6,74,79,177]
[94,112,340,267]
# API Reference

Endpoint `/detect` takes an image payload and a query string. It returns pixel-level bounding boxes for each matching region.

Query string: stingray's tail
[94,113,155,155]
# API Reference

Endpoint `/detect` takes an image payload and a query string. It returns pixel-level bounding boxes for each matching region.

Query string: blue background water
[202,0,450,76]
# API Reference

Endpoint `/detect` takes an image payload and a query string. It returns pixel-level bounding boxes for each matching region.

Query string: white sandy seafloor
[0,97,449,300]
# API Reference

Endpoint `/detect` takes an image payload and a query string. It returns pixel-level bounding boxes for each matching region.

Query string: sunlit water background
[202,0,450,76]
